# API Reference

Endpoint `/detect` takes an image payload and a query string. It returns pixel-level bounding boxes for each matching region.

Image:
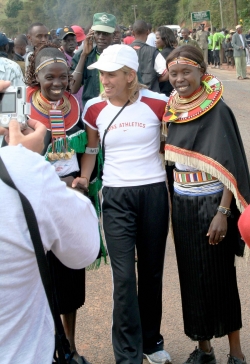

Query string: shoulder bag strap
[101,99,130,163]
[0,156,71,364]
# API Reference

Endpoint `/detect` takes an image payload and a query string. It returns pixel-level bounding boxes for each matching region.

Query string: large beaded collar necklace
[163,73,223,124]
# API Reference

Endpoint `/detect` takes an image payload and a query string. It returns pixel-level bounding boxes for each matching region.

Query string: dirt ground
[75,65,250,364]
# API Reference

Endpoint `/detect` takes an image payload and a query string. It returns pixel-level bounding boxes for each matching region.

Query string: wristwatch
[217,206,231,217]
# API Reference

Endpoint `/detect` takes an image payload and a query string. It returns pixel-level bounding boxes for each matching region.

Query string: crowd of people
[176,24,250,80]
[0,10,250,364]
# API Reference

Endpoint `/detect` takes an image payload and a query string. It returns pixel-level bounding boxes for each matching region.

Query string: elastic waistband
[103,181,166,190]
[174,169,218,184]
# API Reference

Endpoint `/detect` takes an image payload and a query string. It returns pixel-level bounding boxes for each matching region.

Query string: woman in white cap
[73,44,171,364]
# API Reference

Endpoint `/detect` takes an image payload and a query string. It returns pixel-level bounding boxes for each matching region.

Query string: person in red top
[123,31,135,45]
[238,205,250,247]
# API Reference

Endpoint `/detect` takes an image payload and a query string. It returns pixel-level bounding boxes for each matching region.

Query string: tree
[5,0,23,18]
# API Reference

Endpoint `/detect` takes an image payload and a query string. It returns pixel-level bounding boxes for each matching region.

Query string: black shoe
[183,347,216,364]
[227,354,247,364]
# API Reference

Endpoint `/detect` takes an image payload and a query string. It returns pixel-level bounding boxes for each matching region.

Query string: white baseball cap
[87,44,139,72]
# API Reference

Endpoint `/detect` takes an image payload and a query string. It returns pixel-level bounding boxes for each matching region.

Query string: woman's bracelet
[219,205,231,210]
[80,176,89,185]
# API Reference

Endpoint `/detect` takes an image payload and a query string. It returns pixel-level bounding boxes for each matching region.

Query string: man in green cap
[71,12,116,107]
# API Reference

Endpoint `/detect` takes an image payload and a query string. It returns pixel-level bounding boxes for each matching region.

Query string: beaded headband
[168,57,201,69]
[35,57,68,73]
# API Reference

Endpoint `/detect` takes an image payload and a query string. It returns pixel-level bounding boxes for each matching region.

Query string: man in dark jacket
[130,20,168,92]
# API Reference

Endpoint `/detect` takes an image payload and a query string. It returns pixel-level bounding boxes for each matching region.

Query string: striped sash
[174,169,218,184]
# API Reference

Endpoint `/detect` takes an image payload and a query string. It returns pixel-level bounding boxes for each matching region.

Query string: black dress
[45,121,86,314]
[165,96,250,340]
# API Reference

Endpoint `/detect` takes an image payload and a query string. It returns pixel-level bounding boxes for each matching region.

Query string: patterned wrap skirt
[172,190,242,341]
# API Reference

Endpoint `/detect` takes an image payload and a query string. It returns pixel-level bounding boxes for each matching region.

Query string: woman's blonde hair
[100,66,147,104]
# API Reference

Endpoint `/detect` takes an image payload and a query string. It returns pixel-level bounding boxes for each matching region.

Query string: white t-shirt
[154,52,168,75]
[0,145,100,364]
[146,32,156,47]
[83,89,168,187]
[50,152,80,177]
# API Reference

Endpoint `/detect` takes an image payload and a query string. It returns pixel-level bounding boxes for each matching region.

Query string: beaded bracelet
[219,205,231,210]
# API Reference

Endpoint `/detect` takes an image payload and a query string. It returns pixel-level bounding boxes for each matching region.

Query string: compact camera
[0,86,30,128]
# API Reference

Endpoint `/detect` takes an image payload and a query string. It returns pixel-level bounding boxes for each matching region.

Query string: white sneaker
[143,349,172,364]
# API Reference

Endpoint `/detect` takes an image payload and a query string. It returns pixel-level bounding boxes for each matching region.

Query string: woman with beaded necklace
[163,45,250,364]
[25,44,98,364]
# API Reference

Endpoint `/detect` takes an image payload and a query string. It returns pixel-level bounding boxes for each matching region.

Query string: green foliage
[238,0,250,30]
[5,0,23,18]
[1,0,250,36]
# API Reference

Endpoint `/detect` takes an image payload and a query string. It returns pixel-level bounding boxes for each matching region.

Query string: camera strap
[101,99,130,163]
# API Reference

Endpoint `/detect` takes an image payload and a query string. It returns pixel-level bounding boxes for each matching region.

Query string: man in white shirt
[232,24,249,79]
[146,23,156,47]
[0,83,100,364]
[0,33,24,86]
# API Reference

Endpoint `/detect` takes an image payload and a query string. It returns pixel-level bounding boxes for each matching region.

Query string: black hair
[15,34,28,46]
[147,23,152,31]
[133,20,148,35]
[7,40,14,60]
[156,26,177,48]
[25,43,69,88]
[166,45,207,73]
[27,22,47,34]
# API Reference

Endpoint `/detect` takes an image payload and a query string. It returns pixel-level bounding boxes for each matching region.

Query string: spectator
[71,25,86,47]
[208,28,214,66]
[225,36,235,68]
[232,25,249,80]
[191,28,197,40]
[131,19,169,92]
[245,29,250,46]
[238,205,250,248]
[58,26,84,110]
[71,12,116,108]
[179,28,201,49]
[146,22,156,46]
[13,35,27,75]
[25,22,49,71]
[6,39,14,60]
[0,33,24,86]
[113,25,122,44]
[155,25,176,96]
[219,28,226,65]
[196,23,208,63]
[0,80,99,364]
[123,30,135,45]
[212,27,221,69]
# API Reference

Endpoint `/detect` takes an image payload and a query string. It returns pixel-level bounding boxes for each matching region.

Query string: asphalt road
[75,66,250,364]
